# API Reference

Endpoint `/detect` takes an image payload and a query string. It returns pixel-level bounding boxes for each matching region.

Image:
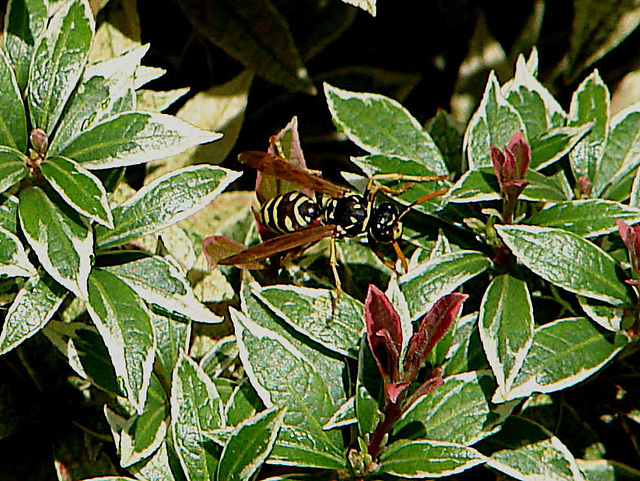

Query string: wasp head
[370,203,402,243]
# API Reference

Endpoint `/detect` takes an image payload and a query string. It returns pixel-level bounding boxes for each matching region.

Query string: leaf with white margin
[0,49,27,150]
[253,284,363,357]
[217,405,286,481]
[230,308,346,470]
[40,156,113,228]
[87,269,155,413]
[394,370,516,445]
[0,148,28,196]
[379,439,486,478]
[102,252,221,323]
[496,224,632,305]
[28,0,94,135]
[105,373,168,468]
[578,296,623,332]
[0,225,36,278]
[49,45,150,155]
[568,70,609,182]
[464,71,525,169]
[495,317,627,403]
[171,351,225,480]
[399,250,491,321]
[479,274,534,401]
[599,100,640,198]
[19,186,93,300]
[0,273,66,355]
[96,165,241,248]
[58,111,222,169]
[324,83,448,174]
[483,416,585,481]
[502,53,566,138]
[526,199,640,238]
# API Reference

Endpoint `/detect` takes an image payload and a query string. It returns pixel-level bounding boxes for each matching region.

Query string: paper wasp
[212,151,449,291]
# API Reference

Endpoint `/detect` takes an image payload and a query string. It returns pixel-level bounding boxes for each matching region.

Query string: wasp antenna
[398,187,449,219]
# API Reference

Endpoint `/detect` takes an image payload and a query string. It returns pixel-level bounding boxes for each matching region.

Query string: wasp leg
[367,233,407,275]
[365,173,449,201]
[329,237,342,315]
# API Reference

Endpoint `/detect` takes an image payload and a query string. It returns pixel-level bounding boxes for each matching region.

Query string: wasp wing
[239,151,349,199]
[217,224,336,266]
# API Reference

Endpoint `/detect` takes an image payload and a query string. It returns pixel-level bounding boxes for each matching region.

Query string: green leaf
[378,439,486,478]
[597,101,640,198]
[356,338,383,438]
[225,380,264,427]
[447,168,567,203]
[496,224,632,305]
[106,373,168,468]
[503,53,565,139]
[0,273,66,355]
[2,0,48,90]
[578,296,623,332]
[217,406,286,481]
[171,351,224,480]
[49,45,149,155]
[394,371,515,444]
[100,252,221,324]
[57,111,221,169]
[0,148,28,195]
[241,284,348,407]
[568,70,610,182]
[526,199,640,237]
[127,441,178,481]
[95,165,240,248]
[86,269,155,413]
[348,154,451,214]
[150,311,191,381]
[483,416,585,480]
[464,71,525,169]
[0,225,36,278]
[324,83,448,174]
[0,194,19,233]
[40,155,113,228]
[43,320,120,394]
[28,0,94,134]
[253,284,363,357]
[399,251,491,321]
[19,186,93,300]
[498,317,627,402]
[529,123,592,171]
[0,49,27,150]
[175,0,314,94]
[231,308,346,470]
[479,274,534,401]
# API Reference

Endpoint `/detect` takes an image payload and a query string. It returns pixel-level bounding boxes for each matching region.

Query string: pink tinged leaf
[506,130,531,179]
[490,145,506,185]
[387,381,410,404]
[403,293,468,377]
[617,219,640,273]
[365,285,403,382]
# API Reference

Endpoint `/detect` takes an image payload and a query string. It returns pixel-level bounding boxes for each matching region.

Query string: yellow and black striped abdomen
[258,192,322,234]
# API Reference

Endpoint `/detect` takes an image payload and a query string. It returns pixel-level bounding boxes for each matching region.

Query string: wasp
[214,151,448,291]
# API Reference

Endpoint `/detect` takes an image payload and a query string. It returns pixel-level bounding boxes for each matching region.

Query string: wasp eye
[370,203,401,243]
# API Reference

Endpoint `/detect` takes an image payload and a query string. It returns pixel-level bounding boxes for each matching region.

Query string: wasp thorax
[370,203,402,243]
[325,193,369,238]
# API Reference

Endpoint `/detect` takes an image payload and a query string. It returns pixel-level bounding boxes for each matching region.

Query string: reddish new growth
[617,219,640,285]
[490,130,531,223]
[364,285,467,460]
